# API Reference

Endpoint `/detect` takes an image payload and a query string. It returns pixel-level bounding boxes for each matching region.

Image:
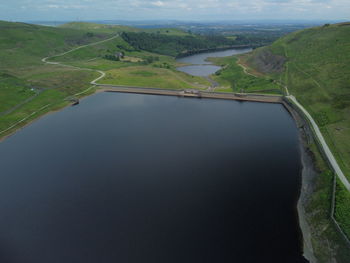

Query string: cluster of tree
[143,56,159,64]
[152,62,171,69]
[233,34,279,47]
[103,54,120,61]
[120,32,237,57]
[116,44,136,52]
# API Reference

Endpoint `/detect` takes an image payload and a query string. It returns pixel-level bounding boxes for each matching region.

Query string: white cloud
[151,1,165,7]
[47,4,59,8]
[0,0,349,21]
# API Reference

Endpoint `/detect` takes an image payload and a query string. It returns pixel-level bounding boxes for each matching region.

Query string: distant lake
[176,48,252,76]
[0,93,307,263]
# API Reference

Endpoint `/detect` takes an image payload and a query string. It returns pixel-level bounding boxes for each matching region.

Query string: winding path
[42,34,118,86]
[0,35,118,137]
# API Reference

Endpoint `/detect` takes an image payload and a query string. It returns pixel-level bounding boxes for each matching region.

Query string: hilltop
[60,22,189,36]
[60,22,141,34]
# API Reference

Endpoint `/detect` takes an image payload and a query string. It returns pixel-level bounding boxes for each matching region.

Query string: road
[287,95,350,192]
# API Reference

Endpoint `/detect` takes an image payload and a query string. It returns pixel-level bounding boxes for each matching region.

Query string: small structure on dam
[179,89,202,98]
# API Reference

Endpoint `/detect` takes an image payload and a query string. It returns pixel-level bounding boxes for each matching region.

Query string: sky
[0,0,349,22]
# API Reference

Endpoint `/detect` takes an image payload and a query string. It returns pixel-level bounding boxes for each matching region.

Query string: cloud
[0,0,349,21]
[151,1,165,7]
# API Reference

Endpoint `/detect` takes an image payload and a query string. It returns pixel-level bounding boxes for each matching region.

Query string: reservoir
[0,92,306,262]
[176,48,252,76]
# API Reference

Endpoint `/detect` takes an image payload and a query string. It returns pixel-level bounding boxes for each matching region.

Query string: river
[0,92,307,263]
[176,48,252,76]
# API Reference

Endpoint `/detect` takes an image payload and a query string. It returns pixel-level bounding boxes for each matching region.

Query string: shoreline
[282,101,318,262]
[0,88,281,142]
[0,87,96,143]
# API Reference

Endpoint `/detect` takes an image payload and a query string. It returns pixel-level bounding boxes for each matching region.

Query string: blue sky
[1,0,349,21]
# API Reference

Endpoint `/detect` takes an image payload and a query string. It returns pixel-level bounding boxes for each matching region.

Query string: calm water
[176,48,252,76]
[0,93,307,263]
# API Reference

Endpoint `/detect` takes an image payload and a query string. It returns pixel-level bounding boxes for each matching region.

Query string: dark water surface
[0,93,306,263]
[176,48,252,76]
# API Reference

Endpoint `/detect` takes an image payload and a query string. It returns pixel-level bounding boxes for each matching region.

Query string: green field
[101,66,210,90]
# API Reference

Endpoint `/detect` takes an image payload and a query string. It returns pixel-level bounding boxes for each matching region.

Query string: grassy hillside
[0,21,114,138]
[0,73,35,113]
[241,22,350,262]
[0,20,110,70]
[209,56,281,94]
[246,22,350,180]
[101,66,209,90]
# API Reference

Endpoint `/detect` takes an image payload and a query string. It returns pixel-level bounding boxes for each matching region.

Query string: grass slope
[209,56,281,94]
[102,66,209,90]
[0,21,112,138]
[0,20,110,69]
[0,73,35,113]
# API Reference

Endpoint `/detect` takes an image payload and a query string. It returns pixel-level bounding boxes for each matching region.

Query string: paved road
[287,95,350,192]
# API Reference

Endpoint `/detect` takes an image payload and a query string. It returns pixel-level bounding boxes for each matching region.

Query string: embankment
[282,100,350,263]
